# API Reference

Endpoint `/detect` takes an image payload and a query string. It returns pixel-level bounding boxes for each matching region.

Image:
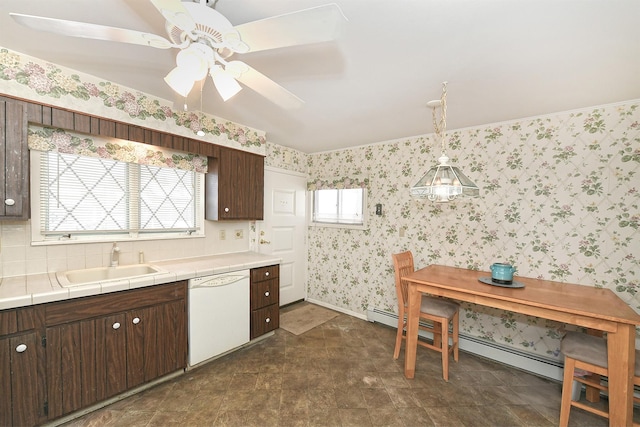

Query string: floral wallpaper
[0,47,266,154]
[265,141,307,174]
[307,100,640,362]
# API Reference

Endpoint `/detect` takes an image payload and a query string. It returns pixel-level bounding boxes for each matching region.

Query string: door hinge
[41,336,46,347]
[43,401,48,416]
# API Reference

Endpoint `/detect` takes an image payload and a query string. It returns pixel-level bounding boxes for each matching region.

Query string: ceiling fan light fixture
[176,43,212,81]
[164,67,195,97]
[210,65,242,101]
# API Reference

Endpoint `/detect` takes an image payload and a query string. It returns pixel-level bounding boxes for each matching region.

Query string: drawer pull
[112,322,121,330]
[5,198,15,206]
[224,207,230,213]
[132,317,140,324]
[265,317,271,323]
[265,271,270,277]
[265,291,270,297]
[15,344,27,353]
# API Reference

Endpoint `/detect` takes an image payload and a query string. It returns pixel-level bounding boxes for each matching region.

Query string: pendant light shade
[410,155,480,201]
[411,82,479,202]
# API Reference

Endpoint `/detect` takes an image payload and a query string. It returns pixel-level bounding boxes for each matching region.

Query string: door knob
[112,322,121,330]
[132,317,140,324]
[260,239,271,244]
[15,344,27,353]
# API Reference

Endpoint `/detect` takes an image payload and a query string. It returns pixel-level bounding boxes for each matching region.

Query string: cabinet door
[156,299,187,377]
[97,314,127,399]
[219,148,246,219]
[47,322,91,418]
[0,332,40,427]
[206,148,264,220]
[126,306,158,388]
[0,100,29,219]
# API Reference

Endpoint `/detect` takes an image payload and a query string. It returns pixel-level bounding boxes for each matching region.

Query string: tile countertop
[0,251,282,311]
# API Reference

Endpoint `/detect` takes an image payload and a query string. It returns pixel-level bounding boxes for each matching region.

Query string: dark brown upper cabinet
[0,100,29,220]
[206,147,264,221]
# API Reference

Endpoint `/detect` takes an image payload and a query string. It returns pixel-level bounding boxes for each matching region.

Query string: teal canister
[490,263,517,283]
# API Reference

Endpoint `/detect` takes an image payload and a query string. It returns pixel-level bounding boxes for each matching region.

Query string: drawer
[250,265,279,283]
[251,304,279,339]
[45,282,187,326]
[250,278,279,310]
[0,307,36,337]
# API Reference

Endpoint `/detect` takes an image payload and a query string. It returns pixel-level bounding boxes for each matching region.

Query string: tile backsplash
[0,220,251,278]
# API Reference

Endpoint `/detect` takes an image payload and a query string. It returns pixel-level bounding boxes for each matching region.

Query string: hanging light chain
[432,81,448,153]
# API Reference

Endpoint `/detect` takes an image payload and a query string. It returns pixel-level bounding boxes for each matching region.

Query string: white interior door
[258,167,307,305]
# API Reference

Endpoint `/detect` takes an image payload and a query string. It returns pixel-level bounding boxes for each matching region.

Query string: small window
[312,188,366,227]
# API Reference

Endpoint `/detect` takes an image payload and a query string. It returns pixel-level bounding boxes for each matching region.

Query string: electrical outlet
[235,229,244,239]
[219,230,226,240]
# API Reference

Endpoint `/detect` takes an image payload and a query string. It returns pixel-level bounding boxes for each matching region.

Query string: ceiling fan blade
[149,0,197,35]
[230,61,304,109]
[234,3,347,53]
[9,13,175,49]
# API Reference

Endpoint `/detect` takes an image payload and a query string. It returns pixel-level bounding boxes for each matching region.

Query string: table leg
[607,323,635,427]
[404,284,421,379]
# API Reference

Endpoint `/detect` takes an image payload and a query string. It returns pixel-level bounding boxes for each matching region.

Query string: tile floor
[60,303,618,427]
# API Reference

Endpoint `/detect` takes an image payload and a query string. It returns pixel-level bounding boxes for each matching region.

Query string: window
[28,126,205,243]
[313,188,365,226]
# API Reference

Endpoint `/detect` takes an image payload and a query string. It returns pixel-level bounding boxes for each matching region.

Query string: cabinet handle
[224,207,230,213]
[5,198,15,206]
[112,322,121,330]
[132,317,140,324]
[15,344,27,353]
[265,291,270,297]
[265,317,271,323]
[259,239,271,245]
[265,271,270,277]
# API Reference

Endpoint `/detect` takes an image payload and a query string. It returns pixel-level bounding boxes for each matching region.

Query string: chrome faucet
[110,242,120,267]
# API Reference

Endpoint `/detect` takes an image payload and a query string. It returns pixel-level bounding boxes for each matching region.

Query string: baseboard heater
[367,307,565,381]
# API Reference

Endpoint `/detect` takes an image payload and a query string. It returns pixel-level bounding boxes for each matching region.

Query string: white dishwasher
[188,270,250,367]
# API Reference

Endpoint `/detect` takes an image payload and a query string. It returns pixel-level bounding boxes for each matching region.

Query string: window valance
[307,176,369,191]
[28,125,208,173]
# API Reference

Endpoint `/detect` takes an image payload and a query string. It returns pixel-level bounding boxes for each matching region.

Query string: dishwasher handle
[189,274,249,289]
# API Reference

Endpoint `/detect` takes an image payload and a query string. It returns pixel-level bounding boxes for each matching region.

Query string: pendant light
[410,82,479,202]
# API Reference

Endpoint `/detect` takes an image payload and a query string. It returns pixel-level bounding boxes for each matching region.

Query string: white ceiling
[1,0,639,153]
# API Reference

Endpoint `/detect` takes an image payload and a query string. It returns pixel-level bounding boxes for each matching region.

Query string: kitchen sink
[56,264,166,287]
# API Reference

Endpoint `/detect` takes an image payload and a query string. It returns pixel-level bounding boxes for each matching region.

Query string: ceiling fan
[10,0,347,109]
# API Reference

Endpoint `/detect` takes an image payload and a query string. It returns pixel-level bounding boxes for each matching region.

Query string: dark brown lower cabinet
[0,332,41,426]
[250,265,280,339]
[45,282,187,422]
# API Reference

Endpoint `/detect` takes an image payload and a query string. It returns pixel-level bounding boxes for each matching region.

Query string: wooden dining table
[403,264,640,427]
